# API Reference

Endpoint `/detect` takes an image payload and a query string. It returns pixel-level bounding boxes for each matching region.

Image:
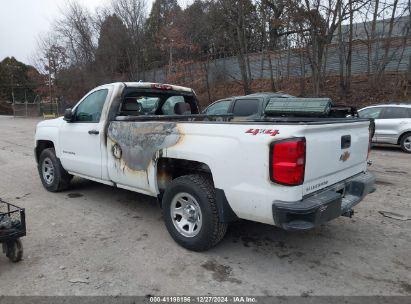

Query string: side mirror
[64,108,74,122]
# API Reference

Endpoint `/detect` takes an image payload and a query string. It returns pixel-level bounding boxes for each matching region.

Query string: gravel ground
[0,116,410,296]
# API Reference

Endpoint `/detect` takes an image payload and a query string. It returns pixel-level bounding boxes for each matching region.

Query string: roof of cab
[245,92,294,98]
[117,82,193,93]
[361,103,411,109]
[216,92,294,101]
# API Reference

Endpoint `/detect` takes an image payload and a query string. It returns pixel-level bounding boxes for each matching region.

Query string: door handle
[88,129,99,135]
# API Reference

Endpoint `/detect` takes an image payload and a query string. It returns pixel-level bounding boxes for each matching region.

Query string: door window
[232,99,259,116]
[75,89,108,122]
[380,107,410,119]
[358,107,382,119]
[205,100,231,115]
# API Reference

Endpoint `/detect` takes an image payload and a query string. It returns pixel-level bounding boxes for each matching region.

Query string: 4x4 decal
[245,129,280,136]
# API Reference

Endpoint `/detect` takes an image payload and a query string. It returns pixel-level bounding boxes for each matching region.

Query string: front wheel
[38,148,72,192]
[400,133,411,153]
[162,174,227,251]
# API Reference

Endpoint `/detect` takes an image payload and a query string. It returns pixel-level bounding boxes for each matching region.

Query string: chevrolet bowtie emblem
[340,151,350,162]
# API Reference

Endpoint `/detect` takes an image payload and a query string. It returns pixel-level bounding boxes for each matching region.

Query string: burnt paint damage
[108,121,181,171]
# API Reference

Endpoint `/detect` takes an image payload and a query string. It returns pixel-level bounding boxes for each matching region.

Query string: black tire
[6,239,23,262]
[400,132,411,153]
[38,148,72,192]
[162,174,227,251]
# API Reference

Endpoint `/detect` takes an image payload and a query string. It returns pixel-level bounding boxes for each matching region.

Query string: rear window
[119,91,197,116]
[380,107,410,119]
[232,99,259,116]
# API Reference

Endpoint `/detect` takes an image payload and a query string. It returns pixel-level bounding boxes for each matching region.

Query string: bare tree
[111,0,147,79]
[54,1,96,66]
[216,0,257,94]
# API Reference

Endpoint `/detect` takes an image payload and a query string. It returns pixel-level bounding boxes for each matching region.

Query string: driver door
[59,88,110,179]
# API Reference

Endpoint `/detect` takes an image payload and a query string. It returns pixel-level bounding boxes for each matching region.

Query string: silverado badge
[340,151,350,162]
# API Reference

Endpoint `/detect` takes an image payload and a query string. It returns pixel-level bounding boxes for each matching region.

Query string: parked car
[203,92,294,117]
[34,82,375,251]
[358,104,411,153]
[204,93,358,119]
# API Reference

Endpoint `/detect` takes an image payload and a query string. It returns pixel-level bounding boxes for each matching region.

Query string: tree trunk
[345,0,353,96]
[236,21,251,94]
[268,52,276,91]
[337,1,347,99]
[378,0,399,78]
[203,56,211,104]
[369,0,380,77]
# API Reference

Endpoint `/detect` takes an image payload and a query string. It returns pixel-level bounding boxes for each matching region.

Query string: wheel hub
[183,205,198,222]
[41,157,55,185]
[170,192,202,237]
[404,136,411,152]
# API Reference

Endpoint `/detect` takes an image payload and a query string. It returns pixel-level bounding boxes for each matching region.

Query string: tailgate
[302,121,370,196]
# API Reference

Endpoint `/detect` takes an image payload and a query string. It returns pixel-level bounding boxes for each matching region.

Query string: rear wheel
[400,133,411,153]
[162,174,227,251]
[38,148,72,192]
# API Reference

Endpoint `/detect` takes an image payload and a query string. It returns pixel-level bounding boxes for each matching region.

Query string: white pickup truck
[34,82,375,251]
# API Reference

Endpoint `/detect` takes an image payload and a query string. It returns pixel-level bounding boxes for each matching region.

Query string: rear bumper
[272,171,375,230]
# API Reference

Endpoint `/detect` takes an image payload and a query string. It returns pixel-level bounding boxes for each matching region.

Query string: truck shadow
[64,177,161,219]
[216,216,373,266]
[223,219,340,254]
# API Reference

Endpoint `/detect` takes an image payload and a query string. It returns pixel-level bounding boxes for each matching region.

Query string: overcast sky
[0,0,188,66]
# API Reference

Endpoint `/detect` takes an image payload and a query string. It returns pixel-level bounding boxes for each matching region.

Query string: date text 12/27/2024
[149,296,258,303]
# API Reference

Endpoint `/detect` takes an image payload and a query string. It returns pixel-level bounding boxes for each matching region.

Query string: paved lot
[0,116,410,296]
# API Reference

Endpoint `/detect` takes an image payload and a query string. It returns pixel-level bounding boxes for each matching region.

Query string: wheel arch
[156,157,213,192]
[35,140,55,163]
[397,131,411,145]
[156,157,238,223]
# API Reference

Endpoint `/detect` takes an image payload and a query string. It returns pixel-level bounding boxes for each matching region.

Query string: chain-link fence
[11,100,62,118]
[144,37,411,86]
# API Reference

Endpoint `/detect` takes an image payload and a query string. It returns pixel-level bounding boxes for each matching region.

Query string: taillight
[270,138,306,186]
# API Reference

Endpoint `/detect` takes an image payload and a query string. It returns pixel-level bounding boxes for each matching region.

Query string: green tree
[0,57,41,114]
[95,14,130,82]
[145,0,182,67]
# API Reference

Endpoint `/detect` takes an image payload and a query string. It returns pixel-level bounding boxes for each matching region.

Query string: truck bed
[115,114,370,125]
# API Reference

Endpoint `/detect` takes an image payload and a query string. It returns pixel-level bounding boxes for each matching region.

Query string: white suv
[358,104,411,153]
